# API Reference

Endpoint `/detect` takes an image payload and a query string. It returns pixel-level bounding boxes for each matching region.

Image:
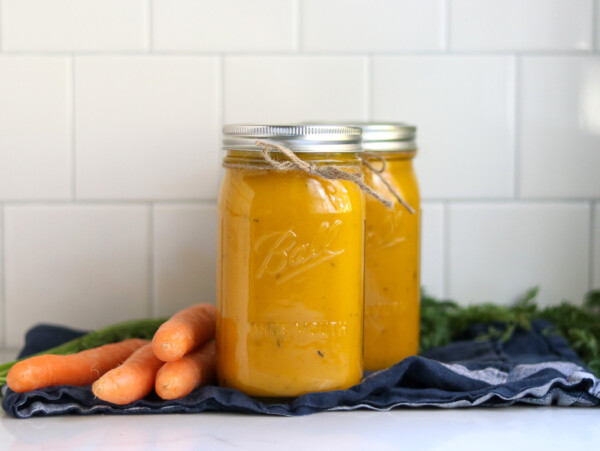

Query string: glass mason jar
[217,125,365,397]
[360,123,421,371]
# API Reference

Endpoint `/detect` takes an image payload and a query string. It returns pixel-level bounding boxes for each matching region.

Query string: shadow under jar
[217,125,365,397]
[359,123,421,371]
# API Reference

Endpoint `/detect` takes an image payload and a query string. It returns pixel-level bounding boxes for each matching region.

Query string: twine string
[361,152,387,173]
[360,152,415,214]
[222,139,414,213]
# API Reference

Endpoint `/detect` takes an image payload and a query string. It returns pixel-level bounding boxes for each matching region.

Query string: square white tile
[224,56,366,123]
[4,205,150,348]
[302,0,443,52]
[421,203,444,298]
[447,203,590,307]
[594,204,600,289]
[75,56,220,200]
[153,0,294,52]
[450,0,593,51]
[372,56,515,199]
[0,0,148,51]
[0,57,71,200]
[519,56,600,198]
[153,204,217,317]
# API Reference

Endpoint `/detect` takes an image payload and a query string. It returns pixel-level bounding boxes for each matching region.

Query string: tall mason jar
[217,125,365,397]
[361,123,421,371]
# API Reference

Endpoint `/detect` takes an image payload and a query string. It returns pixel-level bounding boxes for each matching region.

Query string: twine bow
[224,139,414,213]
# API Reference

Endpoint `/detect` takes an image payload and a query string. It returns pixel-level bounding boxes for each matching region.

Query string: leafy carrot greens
[420,288,600,376]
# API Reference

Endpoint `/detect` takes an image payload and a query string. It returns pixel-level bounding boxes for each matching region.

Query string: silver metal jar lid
[348,122,417,152]
[222,124,363,153]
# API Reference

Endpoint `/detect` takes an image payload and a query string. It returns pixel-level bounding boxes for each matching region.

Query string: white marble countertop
[1,350,599,450]
[1,408,599,450]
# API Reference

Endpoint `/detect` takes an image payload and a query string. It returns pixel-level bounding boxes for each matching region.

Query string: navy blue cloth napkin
[3,320,599,418]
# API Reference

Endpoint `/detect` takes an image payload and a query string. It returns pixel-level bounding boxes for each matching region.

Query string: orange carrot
[152,303,216,362]
[155,341,216,400]
[7,338,147,393]
[92,343,164,405]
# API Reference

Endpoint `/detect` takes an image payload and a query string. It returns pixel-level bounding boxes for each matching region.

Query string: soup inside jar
[217,151,365,397]
[363,150,420,371]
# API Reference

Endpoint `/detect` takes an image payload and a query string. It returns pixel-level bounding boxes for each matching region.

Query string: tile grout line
[292,0,301,53]
[0,198,595,206]
[0,50,597,57]
[419,198,598,204]
[512,55,520,199]
[0,199,220,206]
[218,55,225,128]
[70,56,77,200]
[364,55,371,121]
[147,0,154,52]
[442,201,450,299]
[592,0,598,52]
[443,0,451,51]
[148,204,157,317]
[217,53,225,187]
[0,0,3,53]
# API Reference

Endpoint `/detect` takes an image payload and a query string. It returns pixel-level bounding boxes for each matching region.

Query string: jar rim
[304,122,417,152]
[222,124,363,153]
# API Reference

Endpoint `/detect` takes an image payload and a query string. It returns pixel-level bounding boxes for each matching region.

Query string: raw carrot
[92,343,164,405]
[155,341,216,400]
[6,338,147,393]
[152,303,216,362]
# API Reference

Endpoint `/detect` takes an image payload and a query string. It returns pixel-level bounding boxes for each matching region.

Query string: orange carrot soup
[360,123,421,371]
[217,125,365,397]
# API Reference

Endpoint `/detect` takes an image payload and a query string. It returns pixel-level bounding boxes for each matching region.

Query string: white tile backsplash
[450,0,594,51]
[224,56,366,123]
[519,56,600,199]
[302,0,443,52]
[0,57,71,200]
[0,2,597,344]
[75,56,220,200]
[448,203,590,307]
[372,56,515,199]
[153,204,217,317]
[4,205,149,347]
[153,0,294,52]
[421,203,444,298]
[0,0,148,52]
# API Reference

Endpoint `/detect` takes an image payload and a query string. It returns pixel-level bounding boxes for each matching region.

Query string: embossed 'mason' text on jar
[217,125,366,397]
[359,123,421,371]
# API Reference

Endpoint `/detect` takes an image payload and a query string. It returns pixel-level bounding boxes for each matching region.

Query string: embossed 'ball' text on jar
[360,123,421,371]
[217,125,366,397]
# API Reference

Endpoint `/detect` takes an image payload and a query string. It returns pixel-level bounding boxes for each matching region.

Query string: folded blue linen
[3,320,598,418]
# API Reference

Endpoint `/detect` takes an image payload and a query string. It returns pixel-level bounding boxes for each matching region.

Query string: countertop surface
[1,407,599,450]
[1,351,599,450]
